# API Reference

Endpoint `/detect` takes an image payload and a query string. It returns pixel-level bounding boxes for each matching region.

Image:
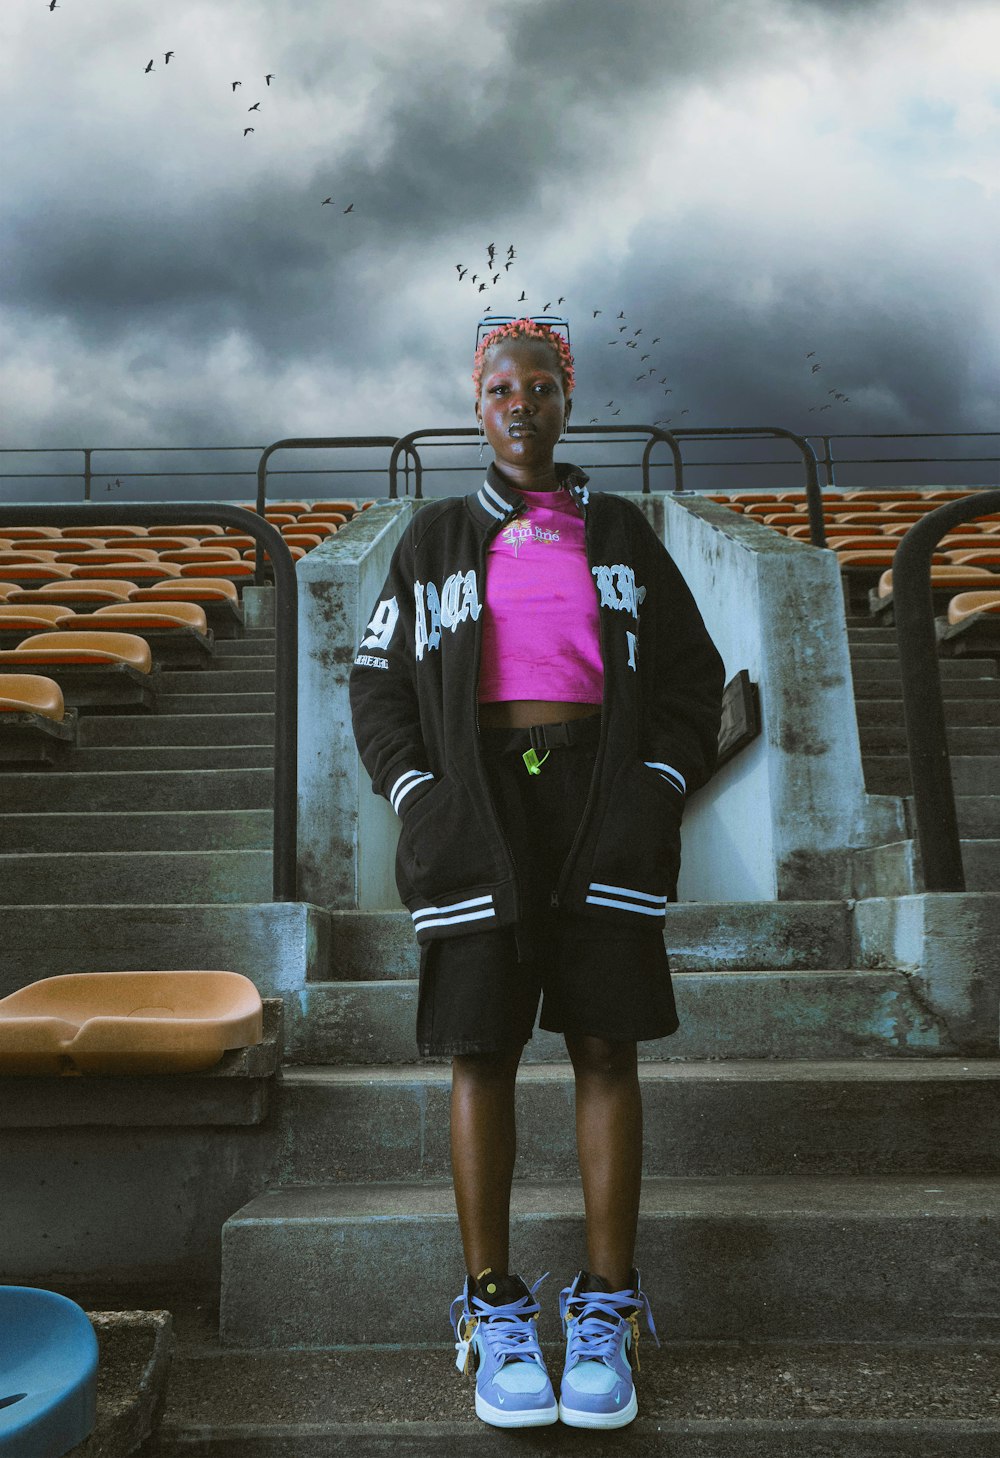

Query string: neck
[493,462,560,493]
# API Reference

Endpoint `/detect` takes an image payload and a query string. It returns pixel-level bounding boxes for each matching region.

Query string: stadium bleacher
[1,488,998,1453]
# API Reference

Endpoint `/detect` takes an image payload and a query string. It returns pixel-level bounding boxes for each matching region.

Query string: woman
[350,317,724,1429]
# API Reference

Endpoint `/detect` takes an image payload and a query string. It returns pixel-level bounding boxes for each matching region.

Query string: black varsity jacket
[349,463,725,943]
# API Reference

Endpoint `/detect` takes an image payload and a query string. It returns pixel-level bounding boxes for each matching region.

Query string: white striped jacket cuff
[389,768,435,815]
[644,761,686,796]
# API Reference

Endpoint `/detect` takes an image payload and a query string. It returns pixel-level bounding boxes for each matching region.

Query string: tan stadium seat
[105,535,199,551]
[244,544,306,562]
[877,565,997,600]
[68,561,182,581]
[830,511,921,526]
[0,550,61,565]
[47,537,111,552]
[298,511,346,524]
[0,970,263,1075]
[787,522,872,540]
[842,490,928,502]
[0,604,74,626]
[6,581,135,606]
[760,513,807,527]
[70,525,147,539]
[287,520,337,537]
[265,501,310,514]
[94,600,209,633]
[281,533,322,550]
[945,549,1000,567]
[177,560,254,580]
[0,630,153,673]
[839,548,950,569]
[827,535,901,552]
[947,591,1000,624]
[0,673,66,720]
[310,499,358,514]
[263,513,296,528]
[213,535,256,551]
[130,578,239,604]
[54,549,161,565]
[0,673,75,766]
[0,564,75,584]
[0,584,21,601]
[158,546,243,564]
[0,526,63,540]
[146,524,225,537]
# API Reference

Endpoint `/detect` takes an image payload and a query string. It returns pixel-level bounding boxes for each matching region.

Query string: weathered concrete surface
[0,849,273,905]
[67,1310,173,1458]
[853,893,1000,1056]
[297,503,414,911]
[294,968,946,1065]
[146,1340,1000,1458]
[271,1060,1000,1182]
[0,1000,283,1128]
[655,495,905,901]
[220,1176,1000,1346]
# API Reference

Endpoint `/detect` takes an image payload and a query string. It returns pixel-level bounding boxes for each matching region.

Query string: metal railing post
[892,488,1000,891]
[83,449,92,502]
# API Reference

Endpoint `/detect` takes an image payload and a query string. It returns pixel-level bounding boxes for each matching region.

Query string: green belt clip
[522,747,550,776]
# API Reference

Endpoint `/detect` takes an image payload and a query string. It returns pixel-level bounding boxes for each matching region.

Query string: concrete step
[210,655,276,672]
[213,638,275,656]
[849,643,901,660]
[0,849,272,905]
[160,670,275,694]
[962,840,1000,889]
[291,969,947,1065]
[948,796,1000,837]
[77,714,274,747]
[854,678,1000,700]
[155,693,276,715]
[65,745,275,771]
[859,725,1000,754]
[324,903,856,982]
[0,809,273,853]
[0,900,331,998]
[273,1061,1000,1183]
[0,767,273,813]
[856,698,1000,726]
[864,757,1000,797]
[850,838,1000,898]
[149,1339,1000,1457]
[220,1175,1000,1345]
[851,659,997,681]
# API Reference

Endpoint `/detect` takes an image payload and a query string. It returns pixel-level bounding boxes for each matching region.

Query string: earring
[478,421,486,462]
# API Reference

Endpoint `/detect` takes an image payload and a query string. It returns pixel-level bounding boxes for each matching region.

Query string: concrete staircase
[5,600,998,1456]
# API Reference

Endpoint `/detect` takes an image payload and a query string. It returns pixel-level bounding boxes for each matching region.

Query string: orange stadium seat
[129,579,243,637]
[6,581,136,607]
[944,548,1000,567]
[53,549,161,566]
[0,564,75,585]
[0,631,156,710]
[0,527,63,541]
[287,520,337,537]
[310,500,357,514]
[67,602,213,667]
[103,535,199,551]
[0,970,263,1075]
[947,591,1000,624]
[177,561,254,580]
[146,524,226,537]
[876,565,997,599]
[281,533,322,550]
[0,630,153,672]
[70,525,147,539]
[68,562,183,582]
[0,551,61,565]
[0,673,76,766]
[0,604,74,649]
[244,545,307,563]
[158,546,243,564]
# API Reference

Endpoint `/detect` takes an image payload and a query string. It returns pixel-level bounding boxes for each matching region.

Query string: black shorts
[416,718,680,1057]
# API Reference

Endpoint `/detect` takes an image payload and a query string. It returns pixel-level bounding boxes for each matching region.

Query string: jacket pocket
[586,758,683,917]
[394,771,494,903]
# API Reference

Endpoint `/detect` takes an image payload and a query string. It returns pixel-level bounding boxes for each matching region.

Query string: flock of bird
[45,2,857,431]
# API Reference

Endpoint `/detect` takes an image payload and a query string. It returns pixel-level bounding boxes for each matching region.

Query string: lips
[508,424,535,436]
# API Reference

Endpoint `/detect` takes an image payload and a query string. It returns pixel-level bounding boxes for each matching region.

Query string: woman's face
[476,337,571,479]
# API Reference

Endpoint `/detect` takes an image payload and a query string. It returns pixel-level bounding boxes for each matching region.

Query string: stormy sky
[2,0,998,499]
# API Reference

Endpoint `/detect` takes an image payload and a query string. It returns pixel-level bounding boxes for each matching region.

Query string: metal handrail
[0,501,298,902]
[892,487,1000,891]
[387,425,683,499]
[253,437,415,585]
[659,427,826,546]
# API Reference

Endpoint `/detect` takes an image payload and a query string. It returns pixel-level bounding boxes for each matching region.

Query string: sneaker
[450,1270,558,1428]
[557,1269,659,1429]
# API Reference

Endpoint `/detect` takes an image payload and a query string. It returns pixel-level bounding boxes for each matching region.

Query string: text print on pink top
[478,487,605,704]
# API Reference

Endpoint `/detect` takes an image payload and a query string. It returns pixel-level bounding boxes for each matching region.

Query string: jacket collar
[470,461,591,529]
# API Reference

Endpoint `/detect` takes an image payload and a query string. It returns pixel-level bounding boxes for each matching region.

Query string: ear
[475,402,483,425]
[563,397,573,427]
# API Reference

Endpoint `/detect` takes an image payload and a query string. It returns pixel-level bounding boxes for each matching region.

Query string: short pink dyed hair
[472,317,575,402]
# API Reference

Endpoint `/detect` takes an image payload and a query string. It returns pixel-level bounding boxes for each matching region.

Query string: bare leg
[565,1034,642,1290]
[450,1048,523,1276]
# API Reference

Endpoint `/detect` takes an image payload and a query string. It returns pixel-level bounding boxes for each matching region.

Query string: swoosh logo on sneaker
[615,1389,622,1404]
[497,1394,505,1405]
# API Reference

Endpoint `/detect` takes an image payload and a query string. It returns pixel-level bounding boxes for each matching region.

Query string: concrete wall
[295,492,905,910]
[650,493,905,900]
[297,502,415,910]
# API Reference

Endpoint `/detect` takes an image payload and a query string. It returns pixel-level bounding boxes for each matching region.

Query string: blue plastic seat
[0,1287,98,1457]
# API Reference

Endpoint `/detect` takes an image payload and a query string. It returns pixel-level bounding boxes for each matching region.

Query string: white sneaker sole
[475,1390,559,1428]
[559,1387,639,1429]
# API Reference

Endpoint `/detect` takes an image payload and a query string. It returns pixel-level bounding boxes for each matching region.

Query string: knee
[566,1034,637,1081]
[452,1047,522,1089]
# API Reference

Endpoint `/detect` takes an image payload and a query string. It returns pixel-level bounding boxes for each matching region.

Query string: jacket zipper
[552,492,608,909]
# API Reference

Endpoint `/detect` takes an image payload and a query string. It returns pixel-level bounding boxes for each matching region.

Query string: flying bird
[343,202,354,212]
[606,400,614,406]
[663,388,673,395]
[543,301,552,310]
[589,418,598,424]
[680,409,690,415]
[636,375,646,382]
[652,337,660,344]
[322,197,333,205]
[248,102,261,111]
[633,329,642,336]
[265,74,274,85]
[487,243,495,265]
[592,310,602,317]
[164,51,175,64]
[806,351,816,358]
[478,281,487,291]
[618,325,627,333]
[492,273,500,284]
[504,260,514,270]
[506,245,516,258]
[457,267,468,280]
[232,81,241,90]
[471,274,478,284]
[811,363,821,373]
[518,291,526,302]
[49,1,58,10]
[244,127,254,136]
[144,59,154,73]
[640,354,650,361]
[612,408,621,415]
[557,296,565,305]
[617,311,625,319]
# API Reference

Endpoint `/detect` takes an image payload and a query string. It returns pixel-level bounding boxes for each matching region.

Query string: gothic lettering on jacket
[415,569,482,662]
[360,596,399,651]
[591,563,647,619]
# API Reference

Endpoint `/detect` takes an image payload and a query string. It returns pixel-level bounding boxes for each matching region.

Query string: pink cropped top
[478,486,604,704]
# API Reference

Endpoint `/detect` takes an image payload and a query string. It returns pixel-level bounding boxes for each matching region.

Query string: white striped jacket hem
[389,768,435,815]
[411,894,497,933]
[585,882,668,917]
[644,760,686,795]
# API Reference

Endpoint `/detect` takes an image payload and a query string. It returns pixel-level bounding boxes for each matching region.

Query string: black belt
[480,714,602,757]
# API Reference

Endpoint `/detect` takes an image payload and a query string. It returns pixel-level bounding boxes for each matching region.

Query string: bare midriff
[478,699,602,729]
